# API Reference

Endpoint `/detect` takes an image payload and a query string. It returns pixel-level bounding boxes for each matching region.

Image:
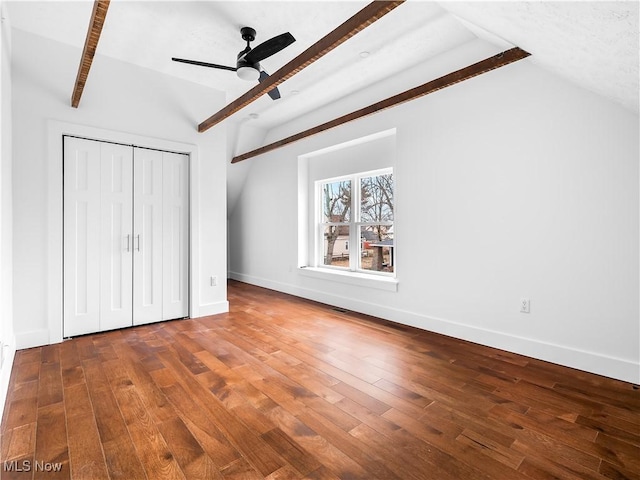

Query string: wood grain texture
[71,0,110,108]
[1,280,638,479]
[198,1,404,133]
[231,47,530,163]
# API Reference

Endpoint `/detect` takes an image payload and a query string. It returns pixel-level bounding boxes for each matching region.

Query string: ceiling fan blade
[244,32,295,64]
[172,57,237,72]
[258,70,281,100]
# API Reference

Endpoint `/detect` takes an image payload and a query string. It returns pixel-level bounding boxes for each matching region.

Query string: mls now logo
[3,460,63,472]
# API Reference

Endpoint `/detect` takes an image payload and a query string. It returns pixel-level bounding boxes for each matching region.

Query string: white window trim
[298,266,398,292]
[313,167,395,282]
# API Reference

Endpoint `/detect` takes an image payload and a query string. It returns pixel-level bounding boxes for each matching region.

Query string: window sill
[298,267,398,292]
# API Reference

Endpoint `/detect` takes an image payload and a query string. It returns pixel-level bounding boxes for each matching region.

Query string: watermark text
[3,460,64,473]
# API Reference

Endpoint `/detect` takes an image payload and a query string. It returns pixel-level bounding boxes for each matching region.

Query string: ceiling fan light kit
[237,65,260,81]
[172,25,295,100]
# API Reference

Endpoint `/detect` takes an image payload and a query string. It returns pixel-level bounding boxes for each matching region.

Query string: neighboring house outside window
[317,168,394,276]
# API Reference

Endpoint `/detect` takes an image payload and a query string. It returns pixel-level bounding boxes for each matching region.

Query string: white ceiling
[5,1,639,131]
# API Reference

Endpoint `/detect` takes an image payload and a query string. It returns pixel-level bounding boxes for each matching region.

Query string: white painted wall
[227,119,268,217]
[229,40,640,384]
[11,29,229,349]
[0,1,15,420]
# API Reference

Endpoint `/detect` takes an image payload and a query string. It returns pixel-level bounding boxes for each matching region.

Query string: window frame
[315,167,394,278]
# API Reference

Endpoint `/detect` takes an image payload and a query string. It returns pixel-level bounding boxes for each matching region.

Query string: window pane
[323,225,350,267]
[360,225,394,272]
[322,180,351,223]
[360,173,393,222]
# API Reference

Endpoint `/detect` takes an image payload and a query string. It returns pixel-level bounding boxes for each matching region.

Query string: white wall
[227,119,268,217]
[229,40,640,384]
[0,1,15,420]
[11,29,229,349]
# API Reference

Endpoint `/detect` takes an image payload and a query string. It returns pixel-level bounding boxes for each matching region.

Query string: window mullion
[348,174,357,271]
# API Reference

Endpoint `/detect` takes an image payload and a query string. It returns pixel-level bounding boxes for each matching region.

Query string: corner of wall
[0,0,15,425]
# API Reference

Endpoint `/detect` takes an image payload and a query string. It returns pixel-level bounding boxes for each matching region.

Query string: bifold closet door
[100,143,134,330]
[64,139,189,336]
[64,137,133,337]
[132,148,163,325]
[132,148,189,325]
[161,152,189,321]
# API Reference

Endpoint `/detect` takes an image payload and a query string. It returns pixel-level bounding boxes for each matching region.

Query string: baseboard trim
[194,300,229,318]
[0,341,16,422]
[15,329,51,350]
[228,272,639,384]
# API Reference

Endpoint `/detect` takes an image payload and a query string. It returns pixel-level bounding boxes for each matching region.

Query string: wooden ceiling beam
[231,47,530,164]
[71,0,110,108]
[198,0,404,133]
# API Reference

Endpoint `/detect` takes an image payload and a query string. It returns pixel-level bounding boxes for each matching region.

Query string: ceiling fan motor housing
[236,27,260,80]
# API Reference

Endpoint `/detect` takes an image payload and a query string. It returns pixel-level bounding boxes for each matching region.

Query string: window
[317,168,394,275]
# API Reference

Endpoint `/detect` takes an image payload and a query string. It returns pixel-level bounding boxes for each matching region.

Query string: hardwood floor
[1,280,638,479]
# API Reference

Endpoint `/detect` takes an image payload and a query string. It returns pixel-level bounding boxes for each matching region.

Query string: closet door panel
[63,137,101,337]
[133,148,163,325]
[100,143,134,331]
[64,139,190,336]
[162,153,189,320]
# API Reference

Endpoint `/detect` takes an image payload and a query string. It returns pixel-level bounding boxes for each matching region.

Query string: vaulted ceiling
[6,1,639,133]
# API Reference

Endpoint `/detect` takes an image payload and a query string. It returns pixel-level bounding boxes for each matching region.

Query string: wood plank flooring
[1,280,638,479]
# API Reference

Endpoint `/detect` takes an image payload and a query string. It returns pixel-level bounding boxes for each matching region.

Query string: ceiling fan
[172,27,295,100]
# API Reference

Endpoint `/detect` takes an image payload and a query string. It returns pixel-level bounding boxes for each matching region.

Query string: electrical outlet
[210,276,217,287]
[520,298,530,313]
